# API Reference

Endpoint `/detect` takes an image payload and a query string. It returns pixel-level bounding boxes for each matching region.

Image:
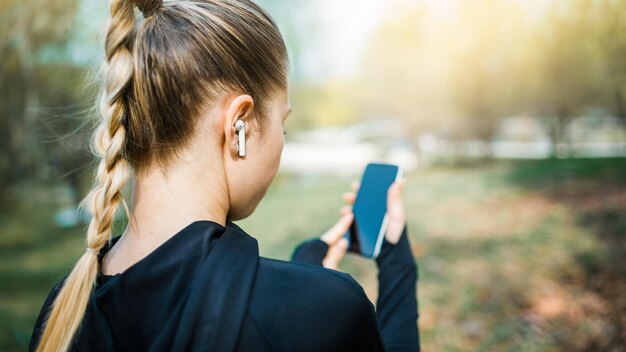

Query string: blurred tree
[357,5,430,138]
[527,1,604,157]
[358,0,626,159]
[445,0,529,150]
[358,0,531,153]
[0,0,87,204]
[590,0,626,130]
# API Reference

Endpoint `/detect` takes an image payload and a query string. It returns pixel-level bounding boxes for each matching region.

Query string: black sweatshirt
[29,220,419,351]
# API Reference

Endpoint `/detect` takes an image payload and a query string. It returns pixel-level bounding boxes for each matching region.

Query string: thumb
[323,238,349,270]
[321,213,354,246]
[385,179,406,244]
[387,179,405,218]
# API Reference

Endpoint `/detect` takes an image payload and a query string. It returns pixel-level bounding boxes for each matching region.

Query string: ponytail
[35,0,136,350]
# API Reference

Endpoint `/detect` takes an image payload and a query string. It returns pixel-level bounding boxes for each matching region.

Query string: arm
[291,230,419,351]
[375,224,420,351]
[292,179,420,351]
[291,213,353,268]
[291,238,328,266]
[343,179,420,351]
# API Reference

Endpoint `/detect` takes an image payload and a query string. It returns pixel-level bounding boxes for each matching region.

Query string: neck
[128,165,230,239]
[102,149,229,275]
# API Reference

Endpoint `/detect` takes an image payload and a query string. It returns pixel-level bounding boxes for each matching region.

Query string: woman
[29,0,420,351]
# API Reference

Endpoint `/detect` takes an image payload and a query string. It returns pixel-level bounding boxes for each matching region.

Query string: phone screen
[344,163,401,258]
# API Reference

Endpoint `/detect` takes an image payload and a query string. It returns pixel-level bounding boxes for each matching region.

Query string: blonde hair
[35,0,287,350]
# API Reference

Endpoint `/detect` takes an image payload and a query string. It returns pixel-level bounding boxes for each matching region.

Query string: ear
[223,94,254,156]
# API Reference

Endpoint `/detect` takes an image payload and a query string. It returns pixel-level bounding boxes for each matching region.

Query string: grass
[1,158,625,351]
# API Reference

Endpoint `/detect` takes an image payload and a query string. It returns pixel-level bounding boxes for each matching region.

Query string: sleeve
[290,238,329,266]
[29,279,65,352]
[375,224,420,352]
[338,274,387,352]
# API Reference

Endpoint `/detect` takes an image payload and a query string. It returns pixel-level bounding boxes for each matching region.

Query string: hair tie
[85,247,99,255]
[135,0,162,18]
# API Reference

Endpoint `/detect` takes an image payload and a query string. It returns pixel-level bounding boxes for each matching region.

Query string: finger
[385,217,405,244]
[387,179,406,213]
[339,205,352,216]
[390,178,406,192]
[323,238,349,270]
[386,179,406,244]
[342,191,356,205]
[351,181,360,192]
[320,213,354,245]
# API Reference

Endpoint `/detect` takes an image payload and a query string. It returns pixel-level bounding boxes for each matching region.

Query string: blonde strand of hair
[35,0,135,350]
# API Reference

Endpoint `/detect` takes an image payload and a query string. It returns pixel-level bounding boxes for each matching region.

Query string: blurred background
[1,0,626,350]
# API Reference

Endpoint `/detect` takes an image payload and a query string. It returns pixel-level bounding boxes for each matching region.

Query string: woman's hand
[317,178,406,269]
[319,213,352,269]
[341,178,406,245]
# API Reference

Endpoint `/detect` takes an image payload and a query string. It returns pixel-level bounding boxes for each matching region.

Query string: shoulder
[255,257,371,310]
[29,277,67,351]
[242,257,383,351]
[33,277,67,323]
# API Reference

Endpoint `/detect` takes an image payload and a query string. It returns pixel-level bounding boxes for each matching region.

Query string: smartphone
[344,162,403,258]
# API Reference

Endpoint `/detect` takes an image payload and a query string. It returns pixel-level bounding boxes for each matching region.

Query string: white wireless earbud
[234,119,246,157]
